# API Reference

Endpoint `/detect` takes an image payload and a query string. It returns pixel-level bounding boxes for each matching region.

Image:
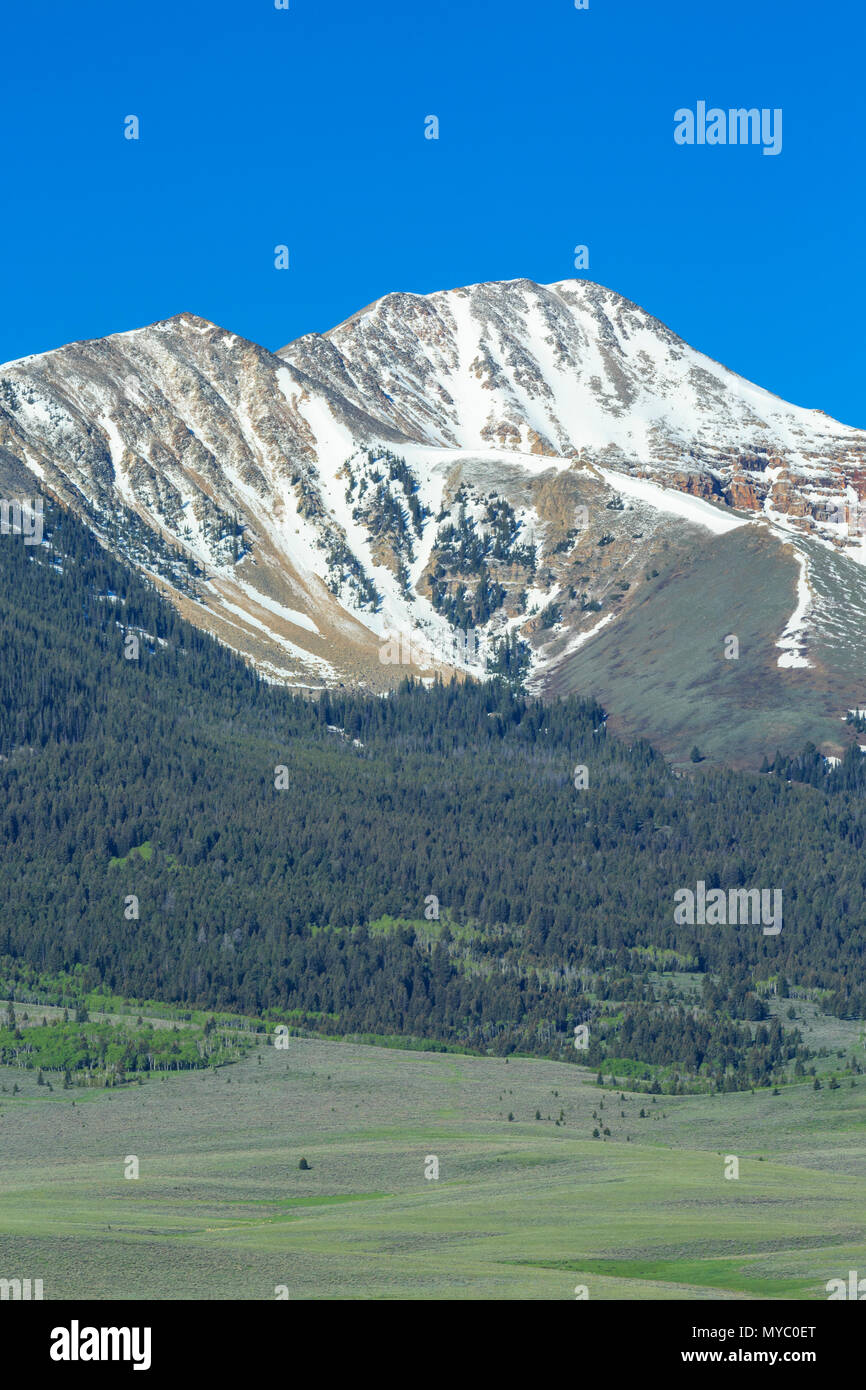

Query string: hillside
[2,499,866,1090]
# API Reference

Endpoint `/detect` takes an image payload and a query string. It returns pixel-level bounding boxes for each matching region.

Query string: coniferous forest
[1,502,865,1090]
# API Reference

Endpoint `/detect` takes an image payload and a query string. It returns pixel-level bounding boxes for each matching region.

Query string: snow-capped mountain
[2,277,866,763]
[282,279,866,490]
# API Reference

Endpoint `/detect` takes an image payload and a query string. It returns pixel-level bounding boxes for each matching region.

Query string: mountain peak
[141,310,237,340]
[3,277,866,762]
[279,274,863,459]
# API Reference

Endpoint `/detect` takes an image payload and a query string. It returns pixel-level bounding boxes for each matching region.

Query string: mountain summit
[283,278,864,478]
[2,277,866,763]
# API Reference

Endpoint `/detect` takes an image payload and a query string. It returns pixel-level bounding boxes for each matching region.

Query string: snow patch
[596,468,745,535]
[776,549,813,669]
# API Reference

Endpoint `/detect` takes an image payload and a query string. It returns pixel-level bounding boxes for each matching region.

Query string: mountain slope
[3,497,866,1070]
[3,277,866,762]
[283,278,866,486]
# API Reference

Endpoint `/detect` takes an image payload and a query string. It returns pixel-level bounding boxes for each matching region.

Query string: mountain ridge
[3,276,866,763]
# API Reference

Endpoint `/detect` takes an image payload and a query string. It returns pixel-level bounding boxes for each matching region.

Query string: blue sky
[2,0,863,423]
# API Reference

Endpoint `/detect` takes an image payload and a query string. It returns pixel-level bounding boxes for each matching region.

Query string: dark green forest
[0,501,864,1089]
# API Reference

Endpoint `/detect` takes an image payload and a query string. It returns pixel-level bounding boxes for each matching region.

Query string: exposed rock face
[657,470,721,500]
[725,472,764,511]
[770,474,811,517]
[1,277,865,691]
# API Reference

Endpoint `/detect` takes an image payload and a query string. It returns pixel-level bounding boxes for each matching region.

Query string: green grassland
[1,1029,864,1300]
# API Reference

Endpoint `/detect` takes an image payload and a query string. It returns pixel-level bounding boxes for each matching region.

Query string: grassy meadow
[1,1019,864,1300]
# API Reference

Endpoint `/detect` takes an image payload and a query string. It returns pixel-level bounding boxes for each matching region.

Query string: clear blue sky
[2,0,863,424]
